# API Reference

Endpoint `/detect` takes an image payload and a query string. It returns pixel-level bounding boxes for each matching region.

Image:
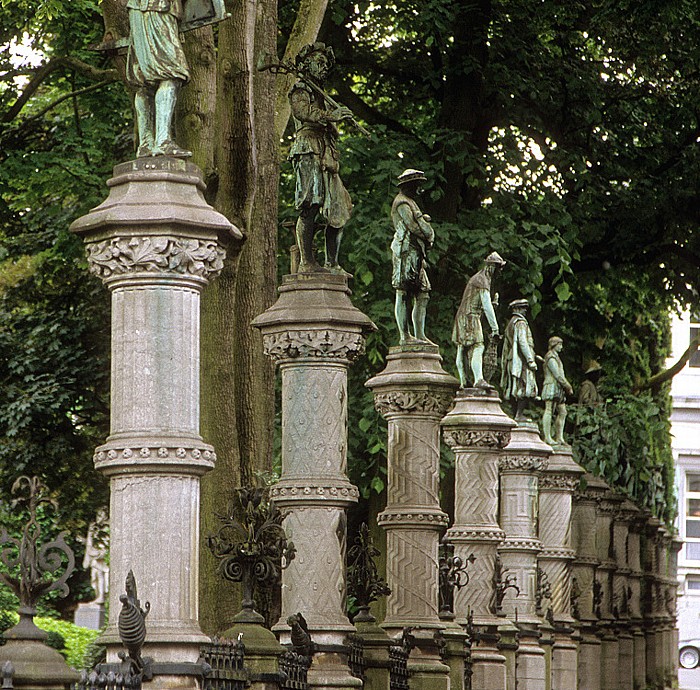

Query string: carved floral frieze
[374,391,455,417]
[499,454,548,472]
[262,330,365,362]
[86,236,225,280]
[539,474,580,491]
[443,428,511,450]
[94,445,216,464]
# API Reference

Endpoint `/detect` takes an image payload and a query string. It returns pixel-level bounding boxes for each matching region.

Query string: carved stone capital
[539,547,576,561]
[374,390,455,417]
[443,428,511,450]
[499,454,548,472]
[499,537,542,552]
[539,474,580,491]
[444,527,505,543]
[262,330,366,362]
[86,236,226,283]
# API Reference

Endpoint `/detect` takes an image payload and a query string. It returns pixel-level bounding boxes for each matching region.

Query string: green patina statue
[391,169,435,345]
[289,43,354,273]
[542,336,574,446]
[452,251,506,388]
[500,298,538,420]
[126,0,192,158]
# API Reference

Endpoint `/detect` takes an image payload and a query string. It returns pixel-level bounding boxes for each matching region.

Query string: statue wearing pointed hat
[452,251,506,388]
[391,169,435,344]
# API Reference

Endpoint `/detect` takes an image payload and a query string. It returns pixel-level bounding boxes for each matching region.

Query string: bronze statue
[288,43,354,273]
[126,0,192,158]
[452,252,506,387]
[578,361,602,405]
[541,336,574,446]
[500,298,538,419]
[391,169,435,345]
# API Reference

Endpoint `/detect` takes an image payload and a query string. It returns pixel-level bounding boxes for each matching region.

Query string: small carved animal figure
[287,611,314,657]
[118,570,151,672]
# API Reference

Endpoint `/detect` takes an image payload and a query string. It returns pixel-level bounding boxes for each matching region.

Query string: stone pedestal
[223,621,286,690]
[366,345,458,690]
[537,447,584,690]
[595,490,622,690]
[74,602,105,631]
[253,273,375,690]
[439,388,516,690]
[71,158,240,680]
[353,618,392,690]
[499,421,550,690]
[627,508,647,690]
[571,473,607,690]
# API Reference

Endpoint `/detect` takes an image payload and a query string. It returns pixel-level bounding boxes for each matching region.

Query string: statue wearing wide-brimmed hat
[289,42,354,273]
[452,251,506,388]
[390,168,435,345]
[500,298,538,419]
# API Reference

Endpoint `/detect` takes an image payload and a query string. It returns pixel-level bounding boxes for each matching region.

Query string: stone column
[498,421,550,690]
[70,158,240,682]
[252,273,375,690]
[537,447,584,690]
[595,490,622,690]
[612,501,634,690]
[366,344,458,690]
[440,388,516,690]
[642,517,662,686]
[627,510,646,690]
[571,473,607,690]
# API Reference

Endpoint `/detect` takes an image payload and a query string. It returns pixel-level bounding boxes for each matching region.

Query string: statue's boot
[134,88,155,157]
[296,213,324,272]
[412,294,436,345]
[542,407,555,444]
[154,80,192,158]
[554,406,567,445]
[395,292,410,344]
[324,226,348,274]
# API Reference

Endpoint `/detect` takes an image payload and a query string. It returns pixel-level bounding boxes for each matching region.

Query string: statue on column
[452,251,506,388]
[391,169,435,345]
[541,336,574,446]
[500,298,538,420]
[126,0,192,158]
[578,361,602,405]
[289,43,354,273]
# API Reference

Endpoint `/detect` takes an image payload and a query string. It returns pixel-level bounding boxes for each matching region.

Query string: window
[691,309,700,367]
[688,577,700,592]
[686,473,700,560]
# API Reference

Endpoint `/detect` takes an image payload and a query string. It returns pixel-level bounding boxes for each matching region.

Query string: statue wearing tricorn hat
[452,251,506,388]
[390,168,436,345]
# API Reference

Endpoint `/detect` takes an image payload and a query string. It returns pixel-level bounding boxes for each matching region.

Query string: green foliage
[34,616,101,669]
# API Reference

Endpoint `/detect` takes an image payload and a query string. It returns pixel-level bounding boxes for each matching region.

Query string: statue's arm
[480,290,499,335]
[517,326,537,368]
[396,203,434,247]
[290,86,347,124]
[550,358,574,393]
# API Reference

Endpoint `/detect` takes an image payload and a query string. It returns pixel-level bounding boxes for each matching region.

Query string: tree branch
[3,57,118,123]
[634,335,700,393]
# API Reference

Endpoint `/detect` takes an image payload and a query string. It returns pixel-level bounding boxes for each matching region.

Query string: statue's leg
[154,79,192,157]
[515,399,527,421]
[324,226,344,272]
[134,87,155,157]
[395,291,408,344]
[412,292,435,344]
[471,343,486,386]
[554,402,567,444]
[542,400,554,443]
[296,206,323,272]
[456,345,468,388]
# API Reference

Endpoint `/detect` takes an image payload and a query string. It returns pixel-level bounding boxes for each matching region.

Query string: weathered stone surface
[0,638,79,687]
[71,159,235,673]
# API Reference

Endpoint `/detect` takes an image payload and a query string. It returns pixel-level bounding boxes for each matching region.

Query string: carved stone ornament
[442,428,511,450]
[262,330,366,362]
[445,527,505,542]
[499,454,548,472]
[86,236,225,280]
[374,390,455,417]
[269,483,360,501]
[377,511,450,527]
[539,474,580,491]
[95,445,216,464]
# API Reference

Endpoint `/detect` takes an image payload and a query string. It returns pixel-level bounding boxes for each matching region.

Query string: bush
[34,616,101,670]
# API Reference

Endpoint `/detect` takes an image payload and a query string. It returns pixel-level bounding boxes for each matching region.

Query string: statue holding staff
[391,169,435,345]
[126,0,192,158]
[288,43,354,273]
[452,252,506,388]
[500,298,538,419]
[541,336,574,446]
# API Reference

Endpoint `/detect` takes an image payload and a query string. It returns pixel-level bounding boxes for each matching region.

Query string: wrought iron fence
[347,634,365,682]
[278,650,311,690]
[388,644,410,690]
[75,669,142,690]
[200,637,247,690]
